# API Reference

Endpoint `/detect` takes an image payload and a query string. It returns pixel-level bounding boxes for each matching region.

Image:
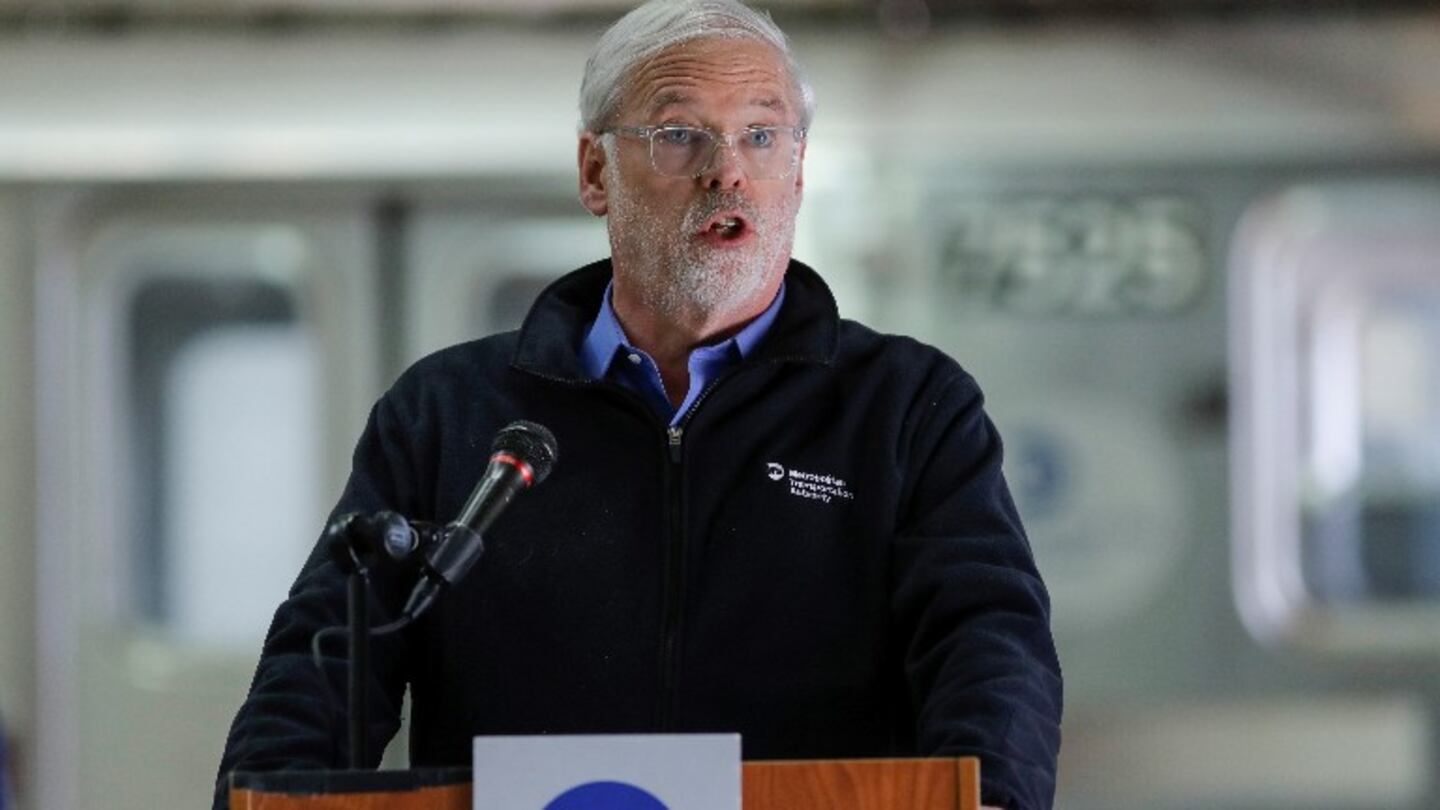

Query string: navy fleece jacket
[215,259,1063,809]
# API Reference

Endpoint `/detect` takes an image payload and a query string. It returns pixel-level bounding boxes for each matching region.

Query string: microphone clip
[324,511,444,575]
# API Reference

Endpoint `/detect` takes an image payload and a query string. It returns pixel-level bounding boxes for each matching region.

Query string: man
[215,1,1062,808]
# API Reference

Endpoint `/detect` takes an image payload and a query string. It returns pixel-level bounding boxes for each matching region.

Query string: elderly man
[215,1,1061,808]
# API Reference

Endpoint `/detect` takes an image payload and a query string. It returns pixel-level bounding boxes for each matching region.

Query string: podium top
[230,758,981,810]
[232,768,471,794]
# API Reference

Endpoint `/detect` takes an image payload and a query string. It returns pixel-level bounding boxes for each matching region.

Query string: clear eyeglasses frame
[606,124,808,180]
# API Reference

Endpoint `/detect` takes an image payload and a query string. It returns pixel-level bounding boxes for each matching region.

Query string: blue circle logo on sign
[543,781,669,810]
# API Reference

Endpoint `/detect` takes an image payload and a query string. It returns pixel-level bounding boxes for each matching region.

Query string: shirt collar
[580,280,787,380]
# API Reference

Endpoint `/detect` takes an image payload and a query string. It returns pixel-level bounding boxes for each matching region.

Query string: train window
[77,220,345,654]
[480,276,555,335]
[1233,184,1440,654]
[1305,285,1440,602]
[406,213,609,363]
[129,277,321,648]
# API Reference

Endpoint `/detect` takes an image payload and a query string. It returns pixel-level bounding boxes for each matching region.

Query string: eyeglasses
[607,124,807,180]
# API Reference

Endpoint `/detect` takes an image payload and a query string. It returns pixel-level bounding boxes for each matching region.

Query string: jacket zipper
[667,425,683,463]
[523,365,777,731]
[657,424,684,729]
[520,373,690,729]
[654,370,740,729]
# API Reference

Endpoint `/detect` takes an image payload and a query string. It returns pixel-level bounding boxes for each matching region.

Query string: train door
[33,187,381,809]
[0,190,36,810]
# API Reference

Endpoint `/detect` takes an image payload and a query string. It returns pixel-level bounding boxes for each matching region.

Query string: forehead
[620,37,796,121]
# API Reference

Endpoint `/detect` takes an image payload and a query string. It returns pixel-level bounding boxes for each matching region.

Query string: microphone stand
[346,563,370,769]
[324,519,378,770]
[310,417,558,774]
[323,513,444,770]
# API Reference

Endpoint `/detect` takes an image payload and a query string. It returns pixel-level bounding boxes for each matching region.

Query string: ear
[578,132,610,217]
[792,139,807,198]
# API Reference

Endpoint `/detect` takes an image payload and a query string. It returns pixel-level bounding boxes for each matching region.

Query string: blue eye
[743,129,776,149]
[659,128,699,146]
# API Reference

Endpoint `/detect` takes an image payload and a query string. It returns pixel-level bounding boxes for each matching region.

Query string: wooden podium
[231,758,981,810]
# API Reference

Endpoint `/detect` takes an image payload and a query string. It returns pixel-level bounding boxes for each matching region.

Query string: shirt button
[627,353,642,365]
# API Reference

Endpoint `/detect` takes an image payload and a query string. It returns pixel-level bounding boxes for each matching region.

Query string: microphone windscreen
[492,420,559,483]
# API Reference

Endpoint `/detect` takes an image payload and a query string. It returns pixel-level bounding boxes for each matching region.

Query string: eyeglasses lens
[649,128,798,179]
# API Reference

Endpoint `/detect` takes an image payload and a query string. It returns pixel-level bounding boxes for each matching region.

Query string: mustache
[682,191,760,231]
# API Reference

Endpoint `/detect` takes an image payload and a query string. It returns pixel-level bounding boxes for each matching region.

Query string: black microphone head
[492,420,559,483]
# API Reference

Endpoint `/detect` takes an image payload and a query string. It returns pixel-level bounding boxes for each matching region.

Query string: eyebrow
[645,91,793,119]
[645,90,693,114]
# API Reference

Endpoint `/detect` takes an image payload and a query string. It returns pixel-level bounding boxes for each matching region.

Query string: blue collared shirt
[580,281,787,425]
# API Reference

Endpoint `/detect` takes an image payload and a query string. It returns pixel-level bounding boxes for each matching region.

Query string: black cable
[309,612,417,674]
[310,625,349,673]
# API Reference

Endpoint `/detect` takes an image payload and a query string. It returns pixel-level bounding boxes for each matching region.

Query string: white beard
[605,163,797,323]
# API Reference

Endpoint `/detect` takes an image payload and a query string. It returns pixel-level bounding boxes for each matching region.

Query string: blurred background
[2,0,1440,808]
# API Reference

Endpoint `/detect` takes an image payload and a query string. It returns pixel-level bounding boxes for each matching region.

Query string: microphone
[396,420,559,621]
[451,420,560,537]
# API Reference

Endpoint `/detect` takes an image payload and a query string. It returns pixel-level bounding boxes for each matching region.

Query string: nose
[700,139,747,191]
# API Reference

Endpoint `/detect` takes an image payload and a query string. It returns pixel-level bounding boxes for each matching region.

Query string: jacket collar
[511,258,839,383]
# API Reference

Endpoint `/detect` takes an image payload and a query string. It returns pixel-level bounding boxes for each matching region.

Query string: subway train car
[1,2,1440,808]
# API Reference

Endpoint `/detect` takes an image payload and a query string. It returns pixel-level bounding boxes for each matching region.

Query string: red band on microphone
[490,452,535,487]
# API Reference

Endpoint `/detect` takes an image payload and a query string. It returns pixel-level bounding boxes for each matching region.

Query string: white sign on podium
[472,733,740,810]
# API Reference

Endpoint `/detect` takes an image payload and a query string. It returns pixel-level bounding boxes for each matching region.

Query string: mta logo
[544,781,669,810]
[766,463,785,481]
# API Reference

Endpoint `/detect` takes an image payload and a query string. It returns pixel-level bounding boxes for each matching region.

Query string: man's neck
[609,281,779,409]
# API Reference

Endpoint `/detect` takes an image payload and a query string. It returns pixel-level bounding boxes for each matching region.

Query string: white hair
[579,0,816,133]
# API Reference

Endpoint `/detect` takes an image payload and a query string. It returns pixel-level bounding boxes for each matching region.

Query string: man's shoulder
[386,331,522,399]
[832,318,977,394]
[834,317,942,356]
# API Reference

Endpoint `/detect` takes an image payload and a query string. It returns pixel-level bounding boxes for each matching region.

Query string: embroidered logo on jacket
[766,462,855,504]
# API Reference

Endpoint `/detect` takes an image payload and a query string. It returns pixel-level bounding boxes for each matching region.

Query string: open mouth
[702,214,750,241]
